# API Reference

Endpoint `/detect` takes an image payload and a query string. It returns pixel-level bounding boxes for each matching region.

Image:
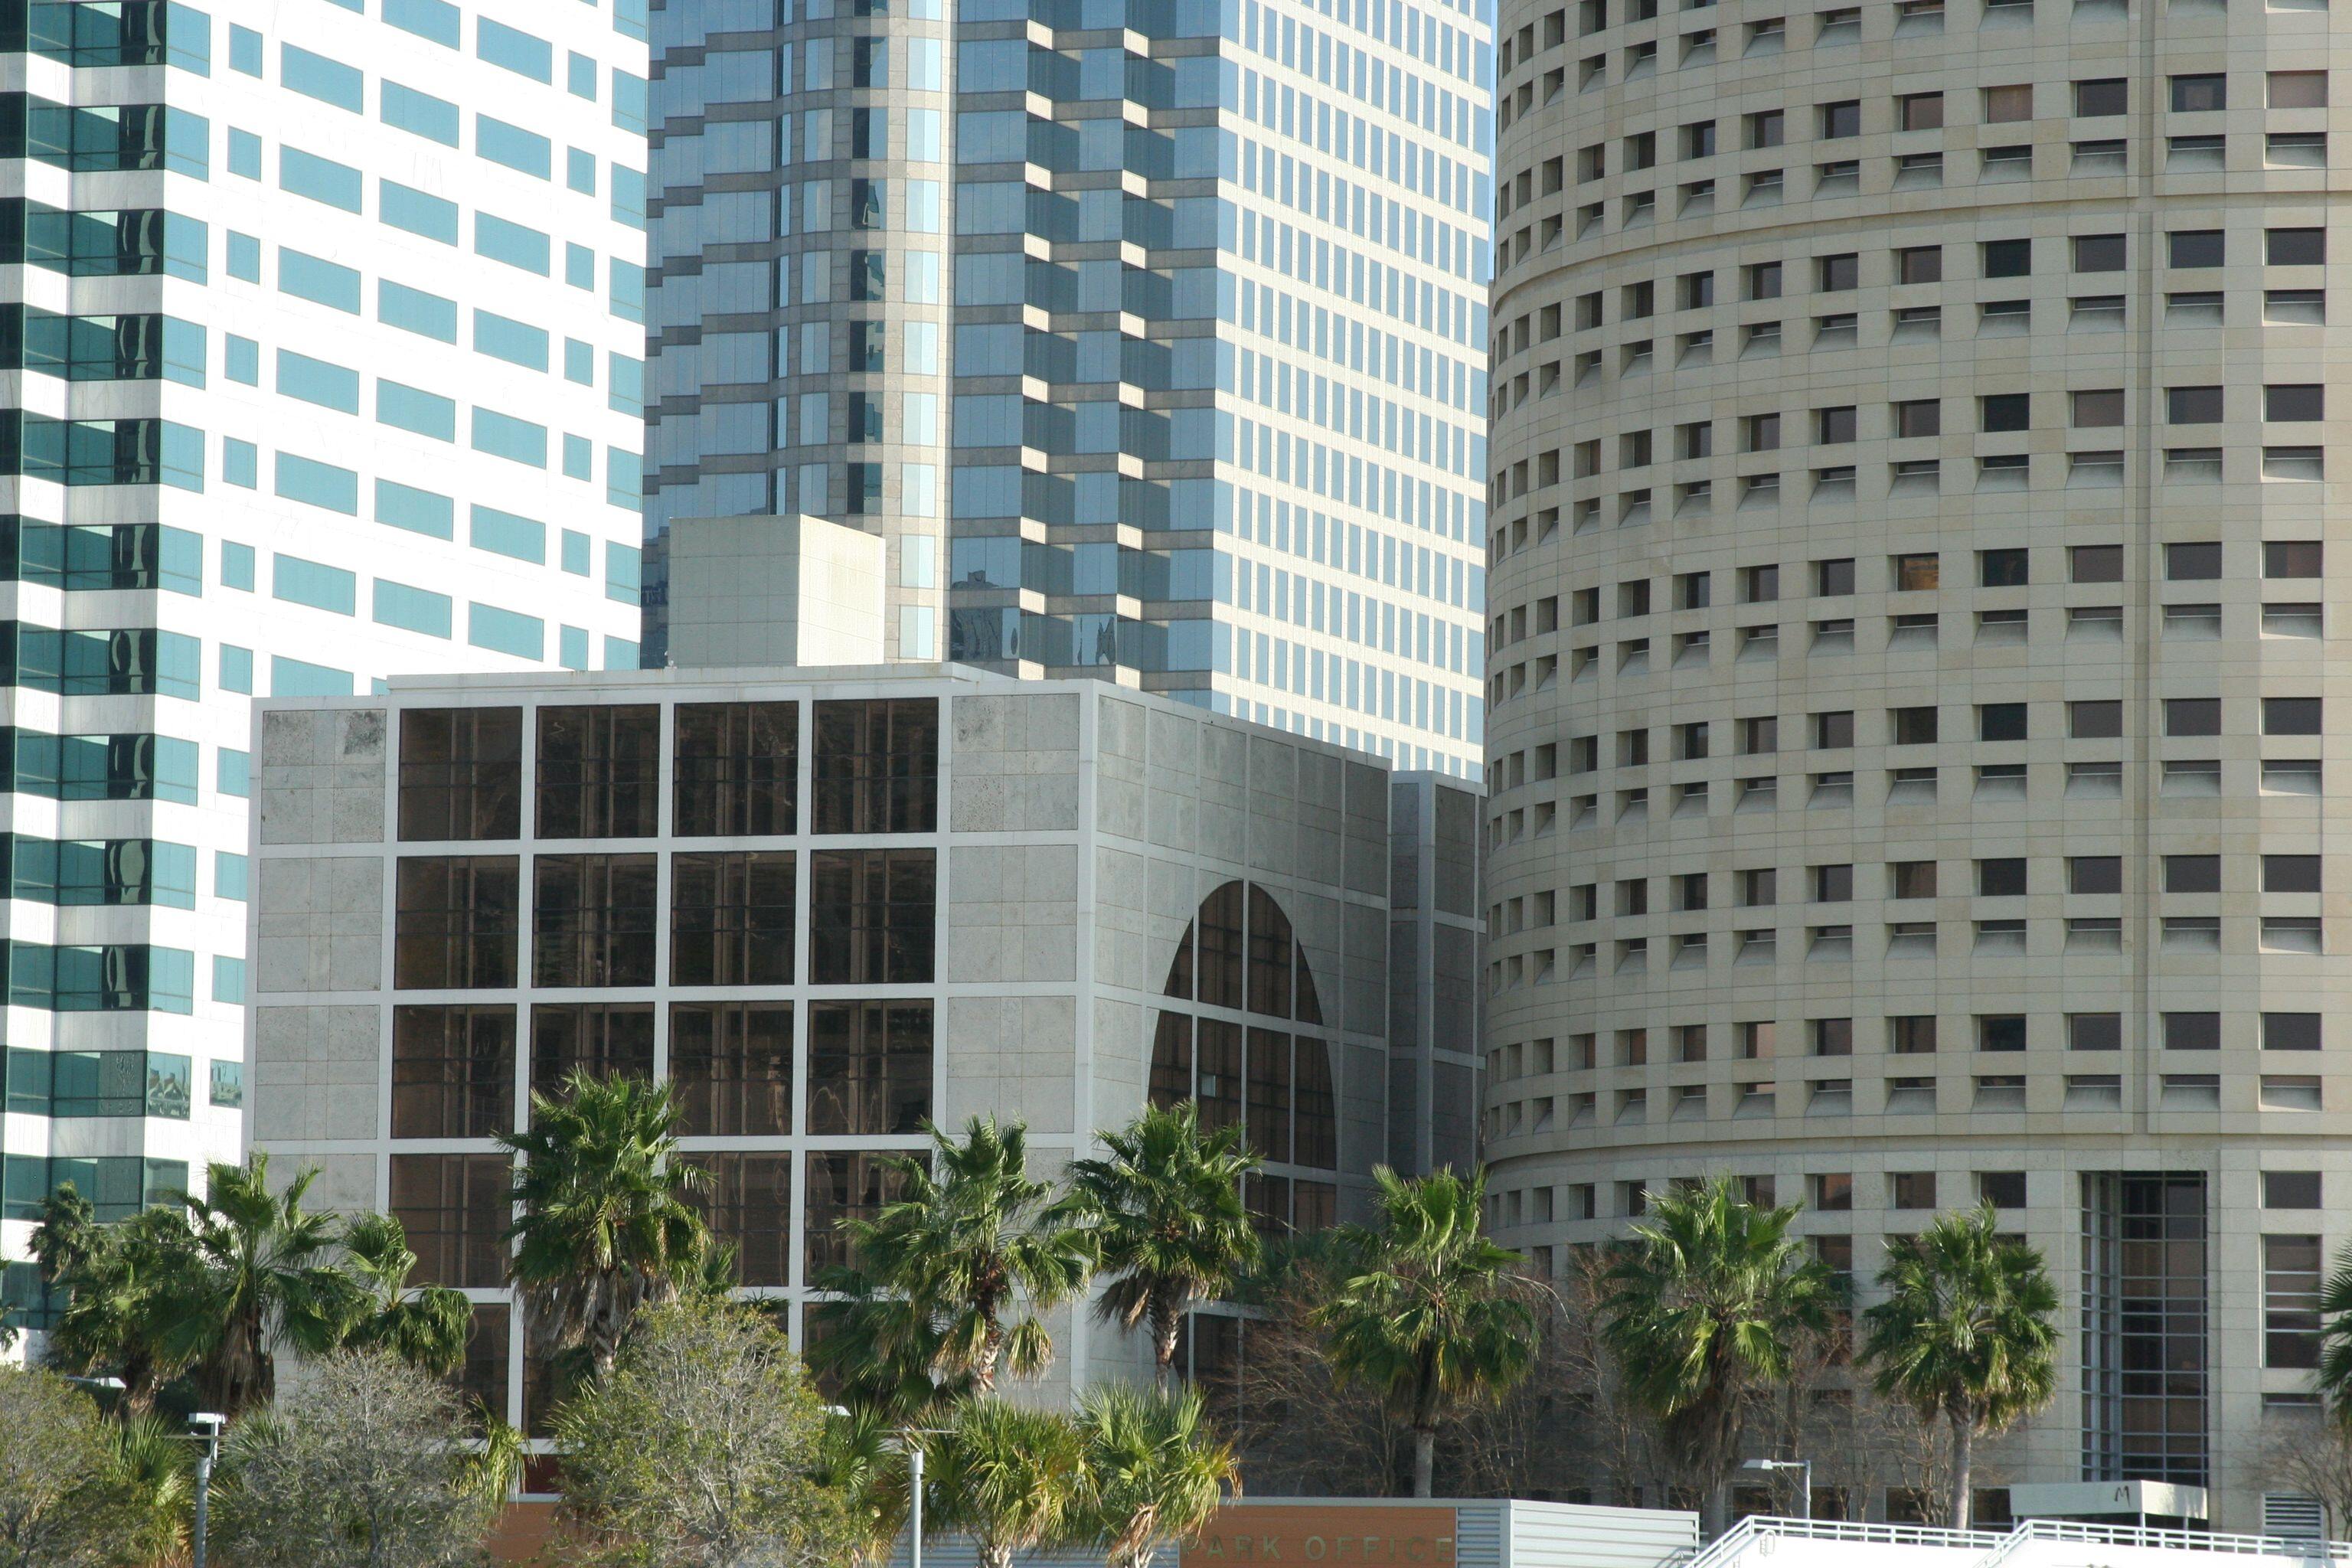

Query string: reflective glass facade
[644,0,1491,777]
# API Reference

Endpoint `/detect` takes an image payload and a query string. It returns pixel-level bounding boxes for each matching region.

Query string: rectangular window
[530,1003,654,1101]
[684,1153,793,1287]
[808,1000,933,1134]
[671,852,796,986]
[537,706,659,839]
[477,18,553,82]
[472,407,547,468]
[473,311,550,372]
[394,857,519,987]
[390,1004,515,1138]
[389,1153,510,1287]
[805,1152,906,1275]
[398,710,522,845]
[273,453,358,515]
[278,249,361,313]
[280,147,361,211]
[387,0,462,47]
[2265,1234,2323,1368]
[476,115,552,180]
[381,81,459,146]
[377,479,455,541]
[377,381,456,443]
[809,848,936,985]
[469,505,545,565]
[281,43,364,113]
[475,214,551,275]
[374,579,453,639]
[531,854,657,988]
[272,554,356,616]
[675,703,799,837]
[276,351,359,413]
[671,1001,794,1135]
[468,603,543,661]
[382,181,459,245]
[811,699,939,833]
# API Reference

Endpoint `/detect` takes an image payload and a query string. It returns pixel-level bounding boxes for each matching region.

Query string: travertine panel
[257,707,387,846]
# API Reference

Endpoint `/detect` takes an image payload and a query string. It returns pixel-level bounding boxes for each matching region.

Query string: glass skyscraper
[644,0,1491,778]
[0,0,648,1320]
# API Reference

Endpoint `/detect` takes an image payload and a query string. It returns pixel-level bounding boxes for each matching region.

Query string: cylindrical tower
[1484,0,2352,1528]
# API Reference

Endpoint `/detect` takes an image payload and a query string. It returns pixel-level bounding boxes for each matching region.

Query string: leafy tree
[498,1072,713,1380]
[0,1367,149,1568]
[167,1153,361,1416]
[812,1116,1094,1410]
[924,1399,1089,1568]
[1060,1103,1261,1389]
[35,1197,206,1416]
[332,1213,475,1378]
[1314,1166,1539,1497]
[1076,1385,1238,1568]
[1599,1175,1835,1534]
[556,1297,854,1568]
[211,1351,500,1568]
[1860,1204,2060,1530]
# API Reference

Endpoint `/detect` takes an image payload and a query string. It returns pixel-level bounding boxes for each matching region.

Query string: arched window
[1151,882,1337,1232]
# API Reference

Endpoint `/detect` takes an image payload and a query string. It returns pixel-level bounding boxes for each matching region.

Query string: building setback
[636,0,1494,780]
[245,662,1477,1425]
[0,0,650,1323]
[1481,0,2352,1530]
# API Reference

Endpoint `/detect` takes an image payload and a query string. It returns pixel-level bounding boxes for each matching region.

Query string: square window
[1984,85,2034,122]
[2167,385,2223,423]
[2168,230,2225,268]
[1977,858,2027,897]
[1891,1171,1938,1208]
[2074,78,2128,117]
[2265,696,2322,736]
[1978,1171,2027,1209]
[1981,238,2032,277]
[2166,542,2223,580]
[1980,394,2030,433]
[2270,71,2328,109]
[1977,1015,2027,1052]
[2073,234,2127,273]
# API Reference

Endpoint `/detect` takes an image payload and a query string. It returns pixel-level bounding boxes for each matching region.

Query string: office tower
[640,0,1494,779]
[244,662,1472,1424]
[1482,0,2347,1530]
[0,0,647,1318]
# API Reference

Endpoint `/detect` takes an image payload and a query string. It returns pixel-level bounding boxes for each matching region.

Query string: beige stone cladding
[1482,0,2352,1530]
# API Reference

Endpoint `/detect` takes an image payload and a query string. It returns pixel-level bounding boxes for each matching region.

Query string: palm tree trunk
[1412,1426,1436,1498]
[1152,1293,1182,1393]
[1948,1415,1975,1530]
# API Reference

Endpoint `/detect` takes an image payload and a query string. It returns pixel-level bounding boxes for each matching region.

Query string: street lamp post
[824,1407,947,1568]
[189,1413,225,1568]
[1740,1456,1813,1521]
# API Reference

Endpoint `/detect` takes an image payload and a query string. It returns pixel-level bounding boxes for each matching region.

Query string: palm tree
[924,1399,1089,1568]
[1313,1166,1539,1498]
[1860,1204,2059,1530]
[1599,1175,1835,1535]
[164,1154,358,1416]
[497,1071,713,1380]
[820,1404,913,1568]
[34,1195,205,1416]
[812,1116,1095,1407]
[1076,1385,1239,1568]
[110,1412,196,1566]
[1060,1105,1263,1390]
[335,1213,475,1377]
[2319,1247,2352,1429]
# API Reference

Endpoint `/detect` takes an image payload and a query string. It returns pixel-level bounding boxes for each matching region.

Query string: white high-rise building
[0,0,648,1325]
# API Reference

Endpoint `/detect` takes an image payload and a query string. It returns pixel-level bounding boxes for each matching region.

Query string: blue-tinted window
[274,453,358,515]
[270,658,351,697]
[560,530,591,575]
[376,381,456,442]
[219,644,252,694]
[473,311,548,371]
[280,148,361,212]
[606,448,642,510]
[373,580,452,638]
[276,351,359,413]
[604,636,641,670]
[385,0,459,47]
[378,280,459,343]
[281,44,363,113]
[567,148,596,194]
[563,434,592,481]
[224,335,258,384]
[609,258,645,321]
[475,214,550,275]
[227,230,260,281]
[560,625,590,671]
[212,956,245,1004]
[568,51,598,100]
[606,543,643,605]
[469,505,544,564]
[472,408,547,468]
[382,82,459,146]
[227,127,260,178]
[608,354,644,415]
[272,555,357,616]
[610,166,647,229]
[477,18,552,82]
[216,851,248,901]
[469,603,544,660]
[220,541,254,589]
[278,250,360,313]
[477,116,551,179]
[381,181,459,245]
[564,339,593,384]
[230,24,261,74]
[222,438,256,489]
[375,480,454,541]
[216,747,249,795]
[568,243,597,290]
[612,70,648,133]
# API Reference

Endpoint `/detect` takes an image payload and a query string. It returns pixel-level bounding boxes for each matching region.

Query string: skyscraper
[1484,0,2350,1528]
[0,0,648,1312]
[642,0,1493,779]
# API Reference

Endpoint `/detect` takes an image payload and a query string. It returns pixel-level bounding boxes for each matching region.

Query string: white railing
[1689,1514,2006,1568]
[1975,1519,2352,1567]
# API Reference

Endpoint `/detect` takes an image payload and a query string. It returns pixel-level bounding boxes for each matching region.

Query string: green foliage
[333,1213,475,1378]
[211,1351,499,1568]
[811,1116,1095,1412]
[1860,1204,2059,1528]
[1314,1167,1538,1497]
[1059,1103,1262,1387]
[924,1399,1089,1568]
[108,1413,196,1567]
[1076,1386,1238,1568]
[0,1367,149,1568]
[1599,1176,1834,1527]
[36,1194,208,1416]
[498,1072,714,1379]
[2318,1245,2352,1431]
[555,1297,854,1568]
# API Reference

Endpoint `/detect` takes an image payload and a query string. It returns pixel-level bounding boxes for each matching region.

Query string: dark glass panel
[535,704,659,838]
[1195,881,1243,1008]
[531,854,658,987]
[685,1152,793,1287]
[390,1004,516,1138]
[1246,884,1292,1018]
[808,848,935,984]
[389,1152,510,1287]
[394,857,520,989]
[671,1001,794,1137]
[674,701,798,836]
[810,698,938,833]
[670,851,795,985]
[528,1003,655,1107]
[1246,1027,1292,1163]
[1294,1036,1336,1168]
[1162,921,1194,998]
[807,1000,932,1135]
[1148,1010,1191,1109]
[805,1152,910,1275]
[398,707,521,841]
[1196,1018,1240,1135]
